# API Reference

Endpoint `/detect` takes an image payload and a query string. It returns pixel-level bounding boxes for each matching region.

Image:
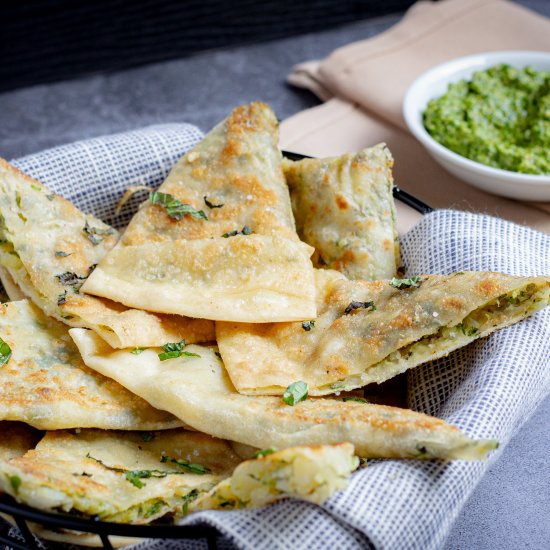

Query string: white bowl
[403,51,550,202]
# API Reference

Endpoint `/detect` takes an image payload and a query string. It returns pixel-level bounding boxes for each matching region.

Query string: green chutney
[423,64,550,175]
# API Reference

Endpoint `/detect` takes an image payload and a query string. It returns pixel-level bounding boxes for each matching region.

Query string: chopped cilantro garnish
[344,301,376,315]
[203,196,224,209]
[301,320,315,331]
[282,381,308,406]
[158,340,201,361]
[254,448,276,458]
[0,338,12,367]
[222,225,253,238]
[389,277,424,289]
[160,455,210,475]
[131,347,146,355]
[83,220,114,245]
[55,250,71,257]
[8,475,21,494]
[214,351,222,359]
[150,191,207,221]
[46,193,56,201]
[140,432,155,442]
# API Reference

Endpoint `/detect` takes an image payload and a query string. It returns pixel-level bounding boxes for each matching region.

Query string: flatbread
[0,159,215,347]
[283,144,399,280]
[0,428,241,523]
[0,300,181,430]
[82,235,316,322]
[82,103,317,322]
[70,329,498,460]
[217,271,550,395]
[190,443,358,511]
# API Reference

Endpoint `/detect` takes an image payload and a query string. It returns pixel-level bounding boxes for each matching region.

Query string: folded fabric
[282,0,550,231]
[1,126,548,550]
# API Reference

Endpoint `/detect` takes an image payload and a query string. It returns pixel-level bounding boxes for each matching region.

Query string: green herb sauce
[423,64,550,175]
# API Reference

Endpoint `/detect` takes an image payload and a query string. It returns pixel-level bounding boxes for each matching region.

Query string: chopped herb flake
[46,193,56,201]
[140,432,155,442]
[57,290,67,306]
[214,351,222,359]
[83,220,114,245]
[8,475,21,494]
[125,471,146,488]
[342,396,368,404]
[203,196,224,209]
[181,489,199,514]
[160,455,210,475]
[158,340,200,361]
[301,320,315,331]
[254,448,276,458]
[55,271,89,292]
[330,381,345,390]
[282,381,308,406]
[31,184,42,192]
[344,301,376,315]
[389,277,424,289]
[150,191,207,221]
[86,454,189,488]
[131,347,146,355]
[55,251,71,257]
[144,501,163,518]
[222,225,253,238]
[0,338,12,367]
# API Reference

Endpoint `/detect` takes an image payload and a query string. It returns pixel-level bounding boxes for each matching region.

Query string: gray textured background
[0,1,548,548]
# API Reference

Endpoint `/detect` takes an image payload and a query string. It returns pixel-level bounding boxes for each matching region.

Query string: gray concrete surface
[0,1,548,549]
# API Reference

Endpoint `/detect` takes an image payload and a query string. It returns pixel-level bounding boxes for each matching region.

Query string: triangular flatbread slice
[0,300,180,430]
[82,103,317,322]
[70,329,498,460]
[217,271,550,396]
[189,443,358,511]
[0,427,241,523]
[283,144,399,280]
[0,159,214,347]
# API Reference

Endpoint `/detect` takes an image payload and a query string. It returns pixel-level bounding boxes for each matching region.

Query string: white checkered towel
[3,125,550,550]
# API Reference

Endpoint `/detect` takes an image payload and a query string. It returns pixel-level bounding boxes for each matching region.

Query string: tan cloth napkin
[280,0,550,233]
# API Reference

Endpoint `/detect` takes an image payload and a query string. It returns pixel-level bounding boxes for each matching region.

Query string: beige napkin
[280,0,550,233]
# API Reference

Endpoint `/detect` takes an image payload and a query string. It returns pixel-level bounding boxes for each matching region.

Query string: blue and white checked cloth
[3,124,549,550]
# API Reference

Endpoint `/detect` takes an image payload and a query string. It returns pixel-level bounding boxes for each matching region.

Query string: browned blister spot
[476,277,503,297]
[442,296,466,310]
[335,195,348,210]
[389,312,414,330]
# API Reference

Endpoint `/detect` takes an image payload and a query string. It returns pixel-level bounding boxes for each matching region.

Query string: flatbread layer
[190,443,358,511]
[70,329,498,460]
[0,428,241,523]
[283,144,399,280]
[0,300,181,430]
[82,103,317,322]
[0,159,214,347]
[82,235,316,322]
[217,271,550,395]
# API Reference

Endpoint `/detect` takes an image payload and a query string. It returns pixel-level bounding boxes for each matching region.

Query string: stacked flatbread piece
[0,103,548,537]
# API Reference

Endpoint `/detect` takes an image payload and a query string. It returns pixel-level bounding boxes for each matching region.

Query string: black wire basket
[0,151,432,550]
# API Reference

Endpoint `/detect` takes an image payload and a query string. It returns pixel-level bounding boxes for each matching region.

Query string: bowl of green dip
[403,51,550,201]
